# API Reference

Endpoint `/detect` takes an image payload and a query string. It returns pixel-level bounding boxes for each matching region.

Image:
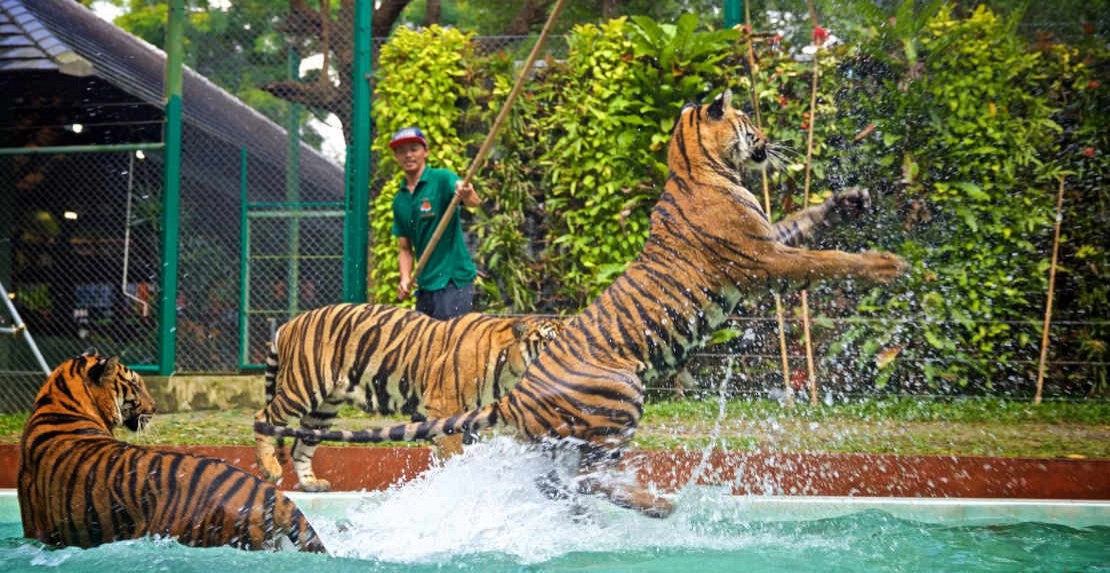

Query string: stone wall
[145,374,265,412]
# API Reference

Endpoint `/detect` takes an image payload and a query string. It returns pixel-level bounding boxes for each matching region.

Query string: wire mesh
[0,0,1105,413]
[239,202,345,368]
[1,151,162,412]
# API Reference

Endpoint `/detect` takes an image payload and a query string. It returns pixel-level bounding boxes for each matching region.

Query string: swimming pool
[3,439,1107,572]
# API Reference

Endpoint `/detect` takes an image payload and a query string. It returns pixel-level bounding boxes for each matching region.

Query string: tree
[259,0,416,144]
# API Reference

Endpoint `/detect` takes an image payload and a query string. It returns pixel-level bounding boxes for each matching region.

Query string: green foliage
[534,16,740,305]
[468,55,546,311]
[829,6,1065,390]
[1035,32,1110,396]
[369,26,475,304]
[536,18,650,303]
[644,396,1110,424]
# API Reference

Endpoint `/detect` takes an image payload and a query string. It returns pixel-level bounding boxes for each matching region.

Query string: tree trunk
[505,0,555,36]
[423,0,441,27]
[261,0,415,145]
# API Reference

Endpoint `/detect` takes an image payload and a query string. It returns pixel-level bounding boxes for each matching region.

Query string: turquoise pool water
[3,439,1107,572]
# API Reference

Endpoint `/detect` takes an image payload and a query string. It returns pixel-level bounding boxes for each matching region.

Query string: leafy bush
[369,26,475,304]
[367,9,1106,397]
[829,6,1064,391]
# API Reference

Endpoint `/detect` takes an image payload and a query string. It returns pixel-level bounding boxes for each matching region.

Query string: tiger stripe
[255,88,907,518]
[254,303,562,490]
[19,352,325,552]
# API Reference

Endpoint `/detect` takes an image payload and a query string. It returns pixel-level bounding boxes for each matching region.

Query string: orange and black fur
[255,89,907,517]
[19,351,325,552]
[254,304,562,490]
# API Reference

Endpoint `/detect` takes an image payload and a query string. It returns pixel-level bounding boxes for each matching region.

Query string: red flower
[778,95,788,107]
[1082,22,1095,35]
[801,122,809,130]
[1082,147,1096,158]
[813,26,829,45]
[1089,80,1101,89]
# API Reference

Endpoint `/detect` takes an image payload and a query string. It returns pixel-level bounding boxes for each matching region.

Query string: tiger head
[671,88,771,178]
[505,317,564,374]
[80,350,156,433]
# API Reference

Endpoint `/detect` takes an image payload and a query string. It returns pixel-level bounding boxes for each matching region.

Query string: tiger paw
[255,436,285,483]
[257,454,284,483]
[827,186,871,223]
[858,251,908,284]
[297,478,332,493]
[578,477,675,519]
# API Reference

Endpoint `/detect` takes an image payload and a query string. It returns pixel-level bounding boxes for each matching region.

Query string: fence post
[238,147,251,369]
[724,0,744,27]
[286,48,302,316]
[343,0,373,302]
[157,0,185,376]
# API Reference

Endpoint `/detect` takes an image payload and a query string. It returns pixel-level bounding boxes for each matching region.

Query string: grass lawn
[2,397,1107,458]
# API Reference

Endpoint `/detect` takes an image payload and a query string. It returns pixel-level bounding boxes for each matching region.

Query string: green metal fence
[239,197,345,369]
[0,0,1105,413]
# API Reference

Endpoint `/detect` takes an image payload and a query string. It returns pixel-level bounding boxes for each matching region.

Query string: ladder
[0,280,50,375]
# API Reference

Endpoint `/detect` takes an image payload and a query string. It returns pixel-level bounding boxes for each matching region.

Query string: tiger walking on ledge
[255,89,907,517]
[255,304,562,491]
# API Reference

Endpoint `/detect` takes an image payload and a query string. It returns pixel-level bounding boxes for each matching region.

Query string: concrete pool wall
[1,444,1106,499]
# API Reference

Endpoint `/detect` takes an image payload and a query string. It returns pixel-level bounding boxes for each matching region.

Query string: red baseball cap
[389,126,427,150]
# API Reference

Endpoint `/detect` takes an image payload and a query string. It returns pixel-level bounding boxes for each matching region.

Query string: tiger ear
[82,347,100,357]
[89,356,121,386]
[511,320,529,340]
[707,88,732,120]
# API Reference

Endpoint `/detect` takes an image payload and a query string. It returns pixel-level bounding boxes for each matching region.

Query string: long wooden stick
[412,0,568,285]
[799,0,824,406]
[743,2,793,406]
[1035,175,1066,404]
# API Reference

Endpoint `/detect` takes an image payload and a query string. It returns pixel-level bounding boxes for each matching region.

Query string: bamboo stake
[411,0,568,285]
[799,0,824,406]
[743,2,793,406]
[1034,175,1066,405]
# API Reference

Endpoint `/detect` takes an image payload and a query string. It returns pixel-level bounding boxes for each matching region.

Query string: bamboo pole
[1034,175,1067,404]
[412,0,568,285]
[799,0,826,406]
[743,3,794,406]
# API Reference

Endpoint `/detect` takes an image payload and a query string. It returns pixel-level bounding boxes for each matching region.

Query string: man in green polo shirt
[390,126,480,319]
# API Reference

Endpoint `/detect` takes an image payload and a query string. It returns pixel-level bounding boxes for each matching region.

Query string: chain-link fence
[1,1,1106,413]
[1,150,162,412]
[0,0,347,411]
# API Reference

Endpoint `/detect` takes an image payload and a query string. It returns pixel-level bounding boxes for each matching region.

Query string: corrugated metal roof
[0,0,93,75]
[2,0,343,197]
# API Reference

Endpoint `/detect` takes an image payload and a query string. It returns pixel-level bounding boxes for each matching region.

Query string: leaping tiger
[254,89,907,517]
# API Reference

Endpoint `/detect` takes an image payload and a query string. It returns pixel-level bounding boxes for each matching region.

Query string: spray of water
[307,432,829,565]
[681,357,733,492]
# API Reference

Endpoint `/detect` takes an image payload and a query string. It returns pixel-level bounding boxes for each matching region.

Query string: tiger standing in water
[19,351,325,552]
[255,89,907,517]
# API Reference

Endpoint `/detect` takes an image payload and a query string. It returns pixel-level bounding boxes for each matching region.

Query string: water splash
[682,357,733,491]
[310,436,832,565]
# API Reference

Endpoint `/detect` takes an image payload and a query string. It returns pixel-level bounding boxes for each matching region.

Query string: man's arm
[456,180,480,208]
[398,236,415,300]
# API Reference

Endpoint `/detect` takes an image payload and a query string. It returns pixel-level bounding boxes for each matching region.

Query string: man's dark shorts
[416,281,474,320]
